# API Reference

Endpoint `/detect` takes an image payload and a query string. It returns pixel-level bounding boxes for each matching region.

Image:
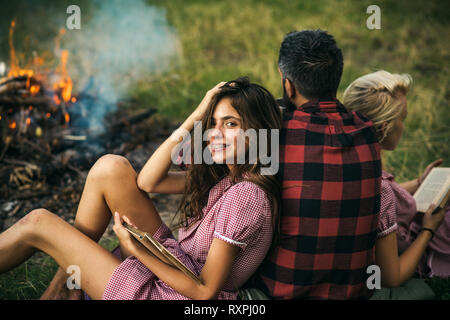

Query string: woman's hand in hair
[193,81,227,118]
[137,82,226,195]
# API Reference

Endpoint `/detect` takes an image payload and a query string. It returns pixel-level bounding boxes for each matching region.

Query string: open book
[413,167,450,213]
[123,222,202,285]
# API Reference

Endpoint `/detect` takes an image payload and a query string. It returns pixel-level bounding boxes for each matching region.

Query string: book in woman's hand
[122,222,202,285]
[414,167,450,213]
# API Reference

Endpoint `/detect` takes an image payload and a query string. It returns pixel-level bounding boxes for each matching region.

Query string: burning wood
[0,20,76,141]
[1,19,162,230]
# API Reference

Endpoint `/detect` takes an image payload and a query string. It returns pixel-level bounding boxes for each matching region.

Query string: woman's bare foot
[40,268,84,300]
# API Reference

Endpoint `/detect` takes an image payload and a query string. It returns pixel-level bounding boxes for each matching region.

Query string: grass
[0,253,58,300]
[137,0,450,181]
[0,237,118,300]
[0,0,449,299]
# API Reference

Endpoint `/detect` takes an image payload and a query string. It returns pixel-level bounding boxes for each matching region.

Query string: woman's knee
[18,208,57,241]
[21,208,54,226]
[89,154,136,182]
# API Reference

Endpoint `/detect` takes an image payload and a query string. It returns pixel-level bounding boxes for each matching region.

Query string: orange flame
[8,21,73,105]
[53,94,61,105]
[8,19,34,79]
[54,50,73,103]
[6,20,76,131]
[30,85,40,95]
[8,20,18,77]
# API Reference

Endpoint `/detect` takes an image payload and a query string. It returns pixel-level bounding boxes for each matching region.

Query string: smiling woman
[206,99,244,166]
[177,78,282,235]
[0,77,282,300]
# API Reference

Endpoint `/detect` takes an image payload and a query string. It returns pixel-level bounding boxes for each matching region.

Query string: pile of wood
[0,74,165,231]
[0,75,66,140]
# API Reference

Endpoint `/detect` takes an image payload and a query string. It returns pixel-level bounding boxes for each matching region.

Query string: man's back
[254,98,381,299]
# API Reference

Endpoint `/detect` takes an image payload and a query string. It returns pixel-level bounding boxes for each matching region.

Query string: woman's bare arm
[133,237,239,299]
[375,229,431,287]
[375,204,446,287]
[113,211,239,300]
[136,126,191,194]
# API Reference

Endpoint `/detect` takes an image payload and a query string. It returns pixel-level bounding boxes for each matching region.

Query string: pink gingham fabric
[102,175,273,300]
[377,170,450,278]
[376,171,401,238]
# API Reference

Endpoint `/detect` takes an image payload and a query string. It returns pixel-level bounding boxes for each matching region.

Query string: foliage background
[0,0,448,299]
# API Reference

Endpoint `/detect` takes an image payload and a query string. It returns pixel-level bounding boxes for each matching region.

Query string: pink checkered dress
[378,170,450,278]
[102,176,273,300]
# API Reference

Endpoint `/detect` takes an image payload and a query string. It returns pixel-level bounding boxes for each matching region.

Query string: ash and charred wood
[21,139,86,178]
[58,109,158,138]
[0,140,10,162]
[0,81,26,95]
[0,76,43,94]
[0,75,42,86]
[0,95,52,108]
[0,76,28,86]
[9,203,23,217]
[63,135,87,141]
[2,158,36,167]
[13,190,51,201]
[108,109,157,131]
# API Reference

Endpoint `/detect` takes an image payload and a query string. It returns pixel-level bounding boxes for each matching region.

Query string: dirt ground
[0,112,184,240]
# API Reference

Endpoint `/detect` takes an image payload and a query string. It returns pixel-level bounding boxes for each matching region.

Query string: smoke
[62,0,180,132]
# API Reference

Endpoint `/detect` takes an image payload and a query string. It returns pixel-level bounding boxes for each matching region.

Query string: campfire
[0,20,166,230]
[1,22,75,144]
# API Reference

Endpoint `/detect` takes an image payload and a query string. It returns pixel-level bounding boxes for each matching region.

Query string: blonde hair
[343,70,412,142]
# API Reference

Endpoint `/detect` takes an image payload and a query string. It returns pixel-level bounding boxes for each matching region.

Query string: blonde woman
[343,70,449,298]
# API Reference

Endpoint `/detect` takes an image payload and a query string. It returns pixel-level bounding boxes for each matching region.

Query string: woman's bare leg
[74,154,163,240]
[41,154,163,299]
[0,209,121,300]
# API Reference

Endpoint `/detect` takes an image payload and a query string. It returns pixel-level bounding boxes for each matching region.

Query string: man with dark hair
[250,29,382,299]
[278,29,343,104]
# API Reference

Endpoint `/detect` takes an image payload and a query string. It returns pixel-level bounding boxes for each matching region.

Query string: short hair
[343,70,412,142]
[278,29,344,99]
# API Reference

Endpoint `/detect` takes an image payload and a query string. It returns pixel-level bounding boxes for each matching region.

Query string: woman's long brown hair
[173,77,282,243]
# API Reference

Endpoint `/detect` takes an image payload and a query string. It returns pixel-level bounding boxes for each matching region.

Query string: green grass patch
[427,277,450,300]
[0,0,448,300]
[0,236,118,300]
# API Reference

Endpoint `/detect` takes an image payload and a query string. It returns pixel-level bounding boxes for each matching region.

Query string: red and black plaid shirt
[253,98,381,300]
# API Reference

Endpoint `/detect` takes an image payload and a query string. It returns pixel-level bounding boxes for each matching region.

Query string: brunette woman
[0,77,282,300]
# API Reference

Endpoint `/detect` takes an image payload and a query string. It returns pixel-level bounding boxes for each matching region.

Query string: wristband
[421,227,434,239]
